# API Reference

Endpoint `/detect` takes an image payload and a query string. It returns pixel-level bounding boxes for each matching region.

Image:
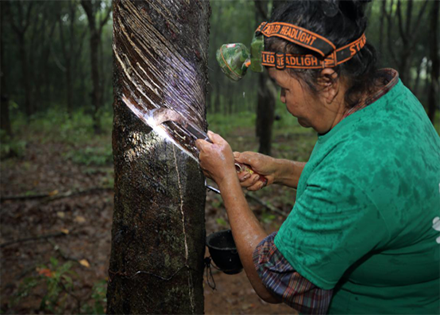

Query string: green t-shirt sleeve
[274,169,390,290]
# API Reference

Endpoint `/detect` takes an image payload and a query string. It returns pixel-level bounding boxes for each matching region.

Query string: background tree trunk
[254,0,276,156]
[80,0,111,134]
[0,1,12,136]
[386,0,429,87]
[256,75,277,155]
[107,0,210,313]
[5,0,35,118]
[256,0,284,148]
[428,0,439,123]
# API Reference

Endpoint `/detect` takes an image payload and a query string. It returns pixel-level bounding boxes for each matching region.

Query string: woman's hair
[265,0,377,108]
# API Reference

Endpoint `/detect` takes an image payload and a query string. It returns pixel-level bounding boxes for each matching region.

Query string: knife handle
[234,162,268,186]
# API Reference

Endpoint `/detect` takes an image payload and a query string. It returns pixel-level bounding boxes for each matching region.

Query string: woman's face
[267,68,344,134]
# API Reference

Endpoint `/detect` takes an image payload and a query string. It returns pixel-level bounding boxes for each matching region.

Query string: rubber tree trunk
[107,0,210,314]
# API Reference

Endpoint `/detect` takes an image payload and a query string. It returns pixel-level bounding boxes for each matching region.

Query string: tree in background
[428,0,439,123]
[58,0,88,117]
[382,0,429,87]
[107,0,209,313]
[0,0,438,138]
[80,0,112,134]
[254,0,277,156]
[207,1,259,116]
[3,0,35,118]
[1,1,12,137]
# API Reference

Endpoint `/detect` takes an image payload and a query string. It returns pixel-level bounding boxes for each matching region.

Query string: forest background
[0,0,439,314]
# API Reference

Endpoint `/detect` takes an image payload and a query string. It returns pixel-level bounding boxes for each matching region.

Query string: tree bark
[107,0,210,313]
[428,0,439,123]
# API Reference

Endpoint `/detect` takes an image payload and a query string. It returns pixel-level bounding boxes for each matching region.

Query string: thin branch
[47,239,80,264]
[396,0,407,45]
[99,4,112,32]
[244,192,287,217]
[4,1,22,36]
[407,0,429,51]
[0,232,68,248]
[76,26,88,55]
[22,1,34,33]
[379,0,386,55]
[385,0,399,66]
[253,0,268,20]
[0,187,113,202]
[58,18,68,61]
[405,0,413,35]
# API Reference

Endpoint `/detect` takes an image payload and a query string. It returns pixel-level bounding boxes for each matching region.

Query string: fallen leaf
[60,228,69,234]
[37,268,53,278]
[48,190,59,197]
[74,216,86,223]
[79,259,90,268]
[57,211,65,218]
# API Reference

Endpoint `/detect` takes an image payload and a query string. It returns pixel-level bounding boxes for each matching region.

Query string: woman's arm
[196,132,281,303]
[233,151,306,190]
[218,175,282,303]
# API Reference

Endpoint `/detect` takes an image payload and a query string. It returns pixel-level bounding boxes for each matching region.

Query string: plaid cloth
[253,232,333,314]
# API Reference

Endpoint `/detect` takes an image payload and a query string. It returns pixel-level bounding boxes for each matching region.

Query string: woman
[196,1,440,314]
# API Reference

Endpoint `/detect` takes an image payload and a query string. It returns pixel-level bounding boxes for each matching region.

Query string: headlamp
[216,21,366,81]
[216,43,252,81]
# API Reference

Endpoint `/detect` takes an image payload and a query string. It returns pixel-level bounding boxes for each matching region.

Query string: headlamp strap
[256,22,336,57]
[256,22,367,69]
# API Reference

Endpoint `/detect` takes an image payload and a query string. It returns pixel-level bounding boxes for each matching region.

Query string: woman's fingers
[247,180,266,191]
[238,173,260,187]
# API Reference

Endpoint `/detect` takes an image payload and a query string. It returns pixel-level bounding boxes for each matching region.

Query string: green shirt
[275,79,440,314]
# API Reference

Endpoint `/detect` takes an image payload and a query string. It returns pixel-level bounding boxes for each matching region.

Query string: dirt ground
[0,139,296,314]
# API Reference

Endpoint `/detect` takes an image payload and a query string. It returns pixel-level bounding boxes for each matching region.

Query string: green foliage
[10,277,39,308]
[12,257,75,313]
[0,130,27,160]
[216,217,229,227]
[65,145,113,166]
[11,257,108,314]
[40,258,75,313]
[260,209,276,224]
[81,280,107,314]
[207,111,256,135]
[11,108,113,146]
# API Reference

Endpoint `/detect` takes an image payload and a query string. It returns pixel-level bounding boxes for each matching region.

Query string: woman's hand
[233,151,278,191]
[195,131,237,186]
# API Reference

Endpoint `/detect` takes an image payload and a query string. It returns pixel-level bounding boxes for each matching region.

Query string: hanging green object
[216,43,251,81]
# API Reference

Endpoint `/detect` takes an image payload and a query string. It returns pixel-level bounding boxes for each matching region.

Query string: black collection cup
[206,229,243,275]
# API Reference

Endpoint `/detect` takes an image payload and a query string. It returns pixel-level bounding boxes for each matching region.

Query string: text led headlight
[217,21,366,81]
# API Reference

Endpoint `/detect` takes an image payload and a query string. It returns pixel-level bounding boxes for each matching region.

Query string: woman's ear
[318,68,339,104]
